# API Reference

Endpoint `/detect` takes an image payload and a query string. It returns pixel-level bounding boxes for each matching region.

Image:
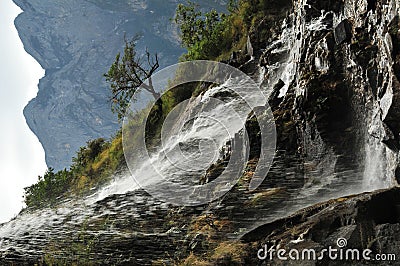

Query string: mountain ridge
[13,0,226,170]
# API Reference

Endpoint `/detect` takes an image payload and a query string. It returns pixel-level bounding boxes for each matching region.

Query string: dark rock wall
[238,0,400,263]
[264,0,400,193]
[242,187,400,266]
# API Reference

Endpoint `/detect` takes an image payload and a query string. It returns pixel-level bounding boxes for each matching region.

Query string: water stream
[0,0,398,261]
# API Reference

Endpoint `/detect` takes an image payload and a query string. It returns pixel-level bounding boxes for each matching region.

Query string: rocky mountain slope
[13,0,226,170]
[2,0,400,265]
[242,187,400,265]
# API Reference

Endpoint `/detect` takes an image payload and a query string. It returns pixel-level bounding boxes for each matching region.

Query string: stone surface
[2,0,400,264]
[334,19,353,45]
[242,188,400,265]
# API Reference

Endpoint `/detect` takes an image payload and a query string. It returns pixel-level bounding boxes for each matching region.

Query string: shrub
[24,135,125,208]
[174,2,236,60]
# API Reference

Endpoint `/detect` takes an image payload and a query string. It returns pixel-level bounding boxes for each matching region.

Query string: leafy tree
[24,168,72,208]
[174,1,229,60]
[71,138,107,171]
[174,2,204,48]
[227,0,239,13]
[105,37,160,120]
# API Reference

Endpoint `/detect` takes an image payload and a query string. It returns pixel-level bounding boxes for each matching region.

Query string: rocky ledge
[241,187,400,265]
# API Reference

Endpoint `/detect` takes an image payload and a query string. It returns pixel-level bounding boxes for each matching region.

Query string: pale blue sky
[0,0,47,223]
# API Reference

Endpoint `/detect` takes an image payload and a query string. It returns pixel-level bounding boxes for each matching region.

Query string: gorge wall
[266,0,400,192]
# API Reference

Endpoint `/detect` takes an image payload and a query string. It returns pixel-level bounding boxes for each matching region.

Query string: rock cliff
[1,0,400,265]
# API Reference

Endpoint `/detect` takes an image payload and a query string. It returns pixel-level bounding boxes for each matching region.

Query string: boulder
[383,77,400,151]
[268,79,285,110]
[334,19,353,45]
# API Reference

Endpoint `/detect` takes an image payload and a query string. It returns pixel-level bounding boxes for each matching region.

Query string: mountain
[13,0,226,170]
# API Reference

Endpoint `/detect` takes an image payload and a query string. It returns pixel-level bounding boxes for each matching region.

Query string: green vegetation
[24,0,281,209]
[24,134,125,208]
[173,0,289,61]
[174,2,230,60]
[173,0,247,61]
[21,2,295,265]
[104,37,160,121]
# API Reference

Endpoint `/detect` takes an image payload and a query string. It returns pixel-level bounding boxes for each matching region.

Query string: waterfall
[268,0,398,196]
[2,0,400,262]
[94,65,273,204]
[363,137,396,190]
[363,97,396,191]
[349,0,400,190]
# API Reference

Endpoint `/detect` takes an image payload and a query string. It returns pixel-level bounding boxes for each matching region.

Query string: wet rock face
[239,0,400,261]
[242,187,400,265]
[13,0,226,170]
[382,16,400,150]
[265,0,400,188]
[3,0,400,264]
[334,19,353,45]
[0,188,202,265]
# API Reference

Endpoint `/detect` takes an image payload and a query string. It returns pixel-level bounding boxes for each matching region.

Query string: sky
[0,0,47,223]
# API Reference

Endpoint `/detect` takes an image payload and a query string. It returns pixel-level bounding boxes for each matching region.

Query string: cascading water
[253,0,398,215]
[97,62,274,205]
[341,0,399,191]
[266,3,350,199]
[0,66,274,256]
[363,107,396,191]
[1,0,400,262]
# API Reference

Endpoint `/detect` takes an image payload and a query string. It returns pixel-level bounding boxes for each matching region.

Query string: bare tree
[105,36,160,120]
